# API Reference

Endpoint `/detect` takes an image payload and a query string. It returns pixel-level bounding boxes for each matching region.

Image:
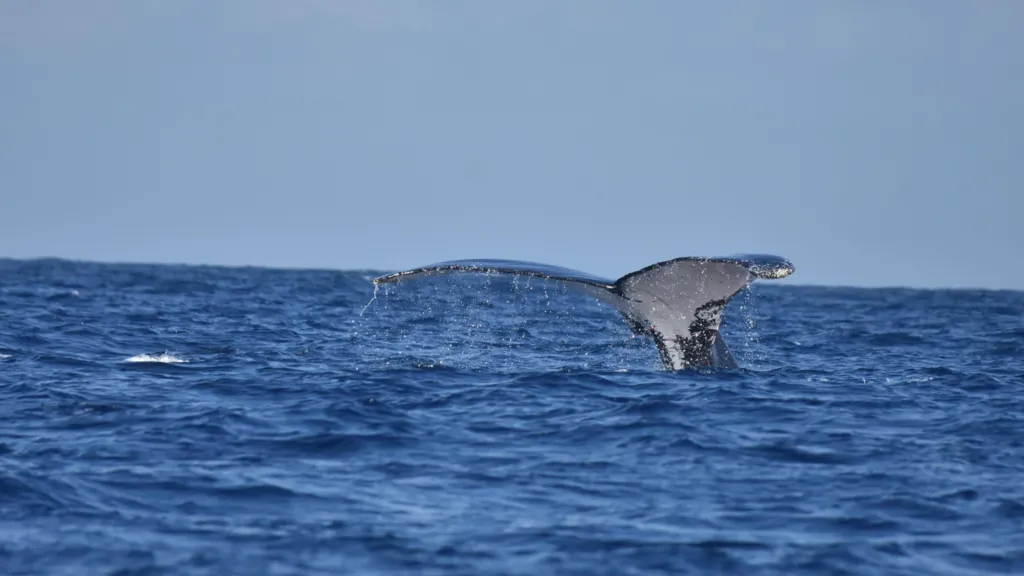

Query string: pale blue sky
[2,1,1021,289]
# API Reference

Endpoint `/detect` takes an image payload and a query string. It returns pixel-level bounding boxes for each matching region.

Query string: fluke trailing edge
[373,255,794,371]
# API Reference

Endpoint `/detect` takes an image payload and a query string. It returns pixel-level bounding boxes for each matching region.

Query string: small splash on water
[885,375,936,385]
[0,353,11,360]
[124,353,187,364]
[43,288,81,300]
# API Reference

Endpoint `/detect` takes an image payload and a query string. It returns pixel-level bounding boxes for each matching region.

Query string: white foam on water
[0,353,10,360]
[124,353,187,364]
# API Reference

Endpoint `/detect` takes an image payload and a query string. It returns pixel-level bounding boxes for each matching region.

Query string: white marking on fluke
[372,255,794,371]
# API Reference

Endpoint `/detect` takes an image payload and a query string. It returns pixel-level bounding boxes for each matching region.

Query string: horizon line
[2,255,1020,294]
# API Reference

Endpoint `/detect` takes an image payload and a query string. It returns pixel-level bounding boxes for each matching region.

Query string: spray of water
[733,285,766,369]
[359,281,381,317]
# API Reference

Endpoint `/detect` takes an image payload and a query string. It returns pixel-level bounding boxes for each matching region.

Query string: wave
[124,353,187,364]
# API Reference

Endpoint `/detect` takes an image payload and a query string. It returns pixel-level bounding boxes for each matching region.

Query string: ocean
[1,258,1022,575]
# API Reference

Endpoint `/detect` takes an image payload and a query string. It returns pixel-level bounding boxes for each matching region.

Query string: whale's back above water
[373,255,794,370]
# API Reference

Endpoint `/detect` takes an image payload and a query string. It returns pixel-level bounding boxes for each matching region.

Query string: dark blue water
[2,258,1023,575]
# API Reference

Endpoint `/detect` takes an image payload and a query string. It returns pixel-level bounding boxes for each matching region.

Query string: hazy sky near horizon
[2,1,1021,289]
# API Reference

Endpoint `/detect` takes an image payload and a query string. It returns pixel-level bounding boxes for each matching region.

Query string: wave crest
[124,353,187,364]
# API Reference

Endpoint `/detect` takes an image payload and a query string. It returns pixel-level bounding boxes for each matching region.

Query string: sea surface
[1,258,1023,575]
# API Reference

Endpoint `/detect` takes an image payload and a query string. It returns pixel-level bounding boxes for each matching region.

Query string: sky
[1,1,1021,289]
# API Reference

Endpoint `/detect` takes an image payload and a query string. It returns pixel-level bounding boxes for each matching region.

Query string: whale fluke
[373,255,794,370]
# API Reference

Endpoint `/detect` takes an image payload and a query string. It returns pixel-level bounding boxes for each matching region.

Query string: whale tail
[373,255,794,370]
